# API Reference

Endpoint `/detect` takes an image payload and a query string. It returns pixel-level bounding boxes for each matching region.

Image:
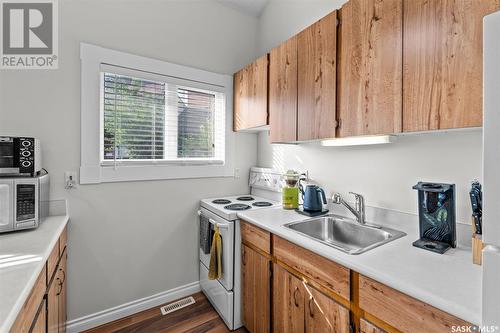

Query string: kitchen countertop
[238,206,482,325]
[0,215,69,333]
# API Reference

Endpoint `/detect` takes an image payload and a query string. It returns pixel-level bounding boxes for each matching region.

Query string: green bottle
[282,170,300,209]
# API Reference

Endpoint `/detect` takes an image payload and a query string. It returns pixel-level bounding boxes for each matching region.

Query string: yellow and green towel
[208,225,223,280]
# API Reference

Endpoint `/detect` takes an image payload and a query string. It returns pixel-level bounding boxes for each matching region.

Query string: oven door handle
[198,210,229,230]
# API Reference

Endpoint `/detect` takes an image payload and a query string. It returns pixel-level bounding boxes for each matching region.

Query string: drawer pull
[308,297,315,318]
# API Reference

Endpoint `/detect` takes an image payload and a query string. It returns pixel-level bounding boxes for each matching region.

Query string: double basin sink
[284,214,406,255]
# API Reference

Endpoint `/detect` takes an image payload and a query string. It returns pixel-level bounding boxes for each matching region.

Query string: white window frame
[80,43,235,184]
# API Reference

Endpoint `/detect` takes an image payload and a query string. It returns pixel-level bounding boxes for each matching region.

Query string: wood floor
[84,292,248,333]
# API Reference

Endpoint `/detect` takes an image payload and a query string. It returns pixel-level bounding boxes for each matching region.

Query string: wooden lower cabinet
[305,283,350,333]
[242,244,271,333]
[273,264,305,333]
[273,263,350,333]
[31,299,47,333]
[57,250,67,333]
[241,228,472,333]
[48,251,67,333]
[10,228,67,333]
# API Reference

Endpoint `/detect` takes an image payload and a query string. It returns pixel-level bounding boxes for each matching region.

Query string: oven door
[0,138,19,175]
[0,179,14,232]
[199,207,234,291]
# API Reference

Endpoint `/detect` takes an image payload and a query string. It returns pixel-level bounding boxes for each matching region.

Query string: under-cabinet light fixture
[321,135,395,147]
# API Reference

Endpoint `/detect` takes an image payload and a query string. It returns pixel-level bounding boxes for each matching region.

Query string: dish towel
[200,215,211,254]
[208,225,223,280]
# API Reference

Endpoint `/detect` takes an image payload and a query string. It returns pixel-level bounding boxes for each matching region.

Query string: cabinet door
[234,55,269,131]
[242,244,270,333]
[337,0,403,137]
[273,264,305,333]
[403,0,500,131]
[30,299,46,333]
[47,271,60,333]
[297,11,337,141]
[58,251,67,333]
[269,36,298,143]
[360,318,386,333]
[305,286,350,333]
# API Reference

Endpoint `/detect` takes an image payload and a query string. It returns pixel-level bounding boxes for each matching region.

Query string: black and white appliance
[0,136,41,177]
[0,171,50,233]
[198,167,282,330]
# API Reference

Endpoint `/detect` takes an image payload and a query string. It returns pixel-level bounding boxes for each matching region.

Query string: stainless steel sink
[284,215,406,255]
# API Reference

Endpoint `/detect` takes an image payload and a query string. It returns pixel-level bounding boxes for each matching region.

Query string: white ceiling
[216,0,270,17]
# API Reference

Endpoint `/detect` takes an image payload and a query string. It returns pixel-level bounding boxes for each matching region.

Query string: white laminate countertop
[238,206,482,325]
[0,215,69,333]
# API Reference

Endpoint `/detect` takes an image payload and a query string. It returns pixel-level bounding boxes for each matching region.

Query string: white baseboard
[66,281,201,333]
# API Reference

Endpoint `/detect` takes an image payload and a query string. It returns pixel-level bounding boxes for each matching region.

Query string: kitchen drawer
[241,220,271,254]
[359,275,472,333]
[59,225,67,254]
[47,239,60,283]
[9,265,46,333]
[273,236,350,300]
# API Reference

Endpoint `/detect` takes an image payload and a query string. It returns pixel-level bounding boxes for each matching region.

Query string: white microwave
[0,171,49,233]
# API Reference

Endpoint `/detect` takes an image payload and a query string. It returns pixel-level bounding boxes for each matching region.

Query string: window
[80,43,234,183]
[101,68,225,165]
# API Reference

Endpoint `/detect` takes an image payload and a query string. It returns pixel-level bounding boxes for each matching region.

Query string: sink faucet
[332,192,366,225]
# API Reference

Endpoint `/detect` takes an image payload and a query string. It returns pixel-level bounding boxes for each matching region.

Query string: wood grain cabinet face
[47,271,60,333]
[58,250,67,333]
[241,244,271,333]
[233,55,269,131]
[337,0,403,137]
[269,36,298,143]
[305,286,350,333]
[359,275,472,333]
[297,10,338,141]
[31,299,47,333]
[360,318,386,333]
[403,0,500,131]
[273,264,305,333]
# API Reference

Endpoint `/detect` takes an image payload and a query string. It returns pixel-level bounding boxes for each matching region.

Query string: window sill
[80,162,234,184]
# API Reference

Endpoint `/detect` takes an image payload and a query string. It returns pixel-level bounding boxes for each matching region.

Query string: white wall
[257,0,481,224]
[0,0,259,321]
[258,0,347,54]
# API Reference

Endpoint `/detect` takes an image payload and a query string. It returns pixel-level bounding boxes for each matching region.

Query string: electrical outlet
[64,171,77,189]
[234,168,240,179]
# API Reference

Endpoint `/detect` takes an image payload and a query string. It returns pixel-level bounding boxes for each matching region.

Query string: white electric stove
[198,167,282,330]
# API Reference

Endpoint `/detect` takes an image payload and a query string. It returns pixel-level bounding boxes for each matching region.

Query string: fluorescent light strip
[321,135,395,147]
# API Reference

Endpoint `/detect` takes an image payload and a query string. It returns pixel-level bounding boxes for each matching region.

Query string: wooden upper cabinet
[403,0,500,131]
[233,54,269,131]
[269,36,298,143]
[337,0,403,137]
[305,285,350,333]
[297,10,338,141]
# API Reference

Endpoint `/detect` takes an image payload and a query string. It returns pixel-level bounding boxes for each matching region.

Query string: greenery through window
[102,72,223,163]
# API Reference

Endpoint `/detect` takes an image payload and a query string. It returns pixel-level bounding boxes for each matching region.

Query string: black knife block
[412,182,456,254]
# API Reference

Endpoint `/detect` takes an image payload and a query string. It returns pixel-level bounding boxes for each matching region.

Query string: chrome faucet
[332,192,366,225]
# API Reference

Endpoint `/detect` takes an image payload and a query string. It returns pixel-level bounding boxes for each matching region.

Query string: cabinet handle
[59,268,66,284]
[56,278,62,296]
[293,287,300,307]
[308,297,314,318]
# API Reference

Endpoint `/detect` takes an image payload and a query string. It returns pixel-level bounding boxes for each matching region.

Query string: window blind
[101,67,226,165]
